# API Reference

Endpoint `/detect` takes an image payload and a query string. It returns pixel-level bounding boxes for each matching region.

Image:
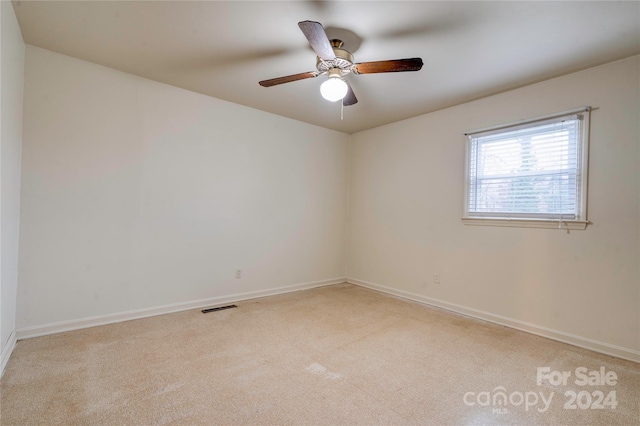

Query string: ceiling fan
[259,21,424,106]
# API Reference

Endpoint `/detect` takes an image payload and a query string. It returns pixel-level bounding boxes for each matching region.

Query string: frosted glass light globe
[320,77,348,102]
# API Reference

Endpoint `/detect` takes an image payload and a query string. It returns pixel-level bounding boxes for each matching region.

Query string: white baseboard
[16,277,346,340]
[1,330,18,377]
[14,276,639,364]
[347,277,640,364]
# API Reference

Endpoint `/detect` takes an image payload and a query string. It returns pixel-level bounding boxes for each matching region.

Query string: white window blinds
[465,109,590,221]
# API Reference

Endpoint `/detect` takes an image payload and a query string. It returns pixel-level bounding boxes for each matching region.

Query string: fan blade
[298,20,336,61]
[343,81,358,106]
[353,58,423,74]
[259,71,319,87]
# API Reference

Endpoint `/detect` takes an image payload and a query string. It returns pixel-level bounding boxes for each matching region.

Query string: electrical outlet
[433,273,440,284]
[235,269,242,279]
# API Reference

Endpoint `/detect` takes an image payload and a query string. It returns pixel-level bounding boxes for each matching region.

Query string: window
[463,107,590,230]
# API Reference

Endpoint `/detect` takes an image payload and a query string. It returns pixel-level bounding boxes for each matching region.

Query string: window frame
[462,107,591,230]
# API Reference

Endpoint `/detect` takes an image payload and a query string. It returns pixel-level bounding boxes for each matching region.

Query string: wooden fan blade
[343,80,358,106]
[259,71,319,87]
[298,20,336,61]
[353,58,423,74]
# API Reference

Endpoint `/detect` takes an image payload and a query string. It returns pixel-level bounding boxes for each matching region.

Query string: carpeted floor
[1,283,638,425]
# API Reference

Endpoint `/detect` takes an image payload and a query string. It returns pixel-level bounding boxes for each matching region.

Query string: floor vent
[202,305,237,314]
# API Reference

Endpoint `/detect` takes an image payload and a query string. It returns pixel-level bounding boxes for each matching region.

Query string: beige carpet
[1,283,638,425]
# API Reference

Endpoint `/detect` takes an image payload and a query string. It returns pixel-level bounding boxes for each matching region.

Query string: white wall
[1,1,25,372]
[17,46,348,332]
[348,56,640,361]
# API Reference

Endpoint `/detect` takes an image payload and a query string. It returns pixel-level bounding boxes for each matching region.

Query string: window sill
[461,217,590,230]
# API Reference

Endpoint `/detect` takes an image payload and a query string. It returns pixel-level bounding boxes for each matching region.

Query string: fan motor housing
[316,39,353,73]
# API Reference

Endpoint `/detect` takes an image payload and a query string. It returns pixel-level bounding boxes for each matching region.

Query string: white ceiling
[12,1,640,134]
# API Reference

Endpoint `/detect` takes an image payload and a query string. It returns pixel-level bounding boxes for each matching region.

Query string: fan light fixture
[320,69,348,102]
